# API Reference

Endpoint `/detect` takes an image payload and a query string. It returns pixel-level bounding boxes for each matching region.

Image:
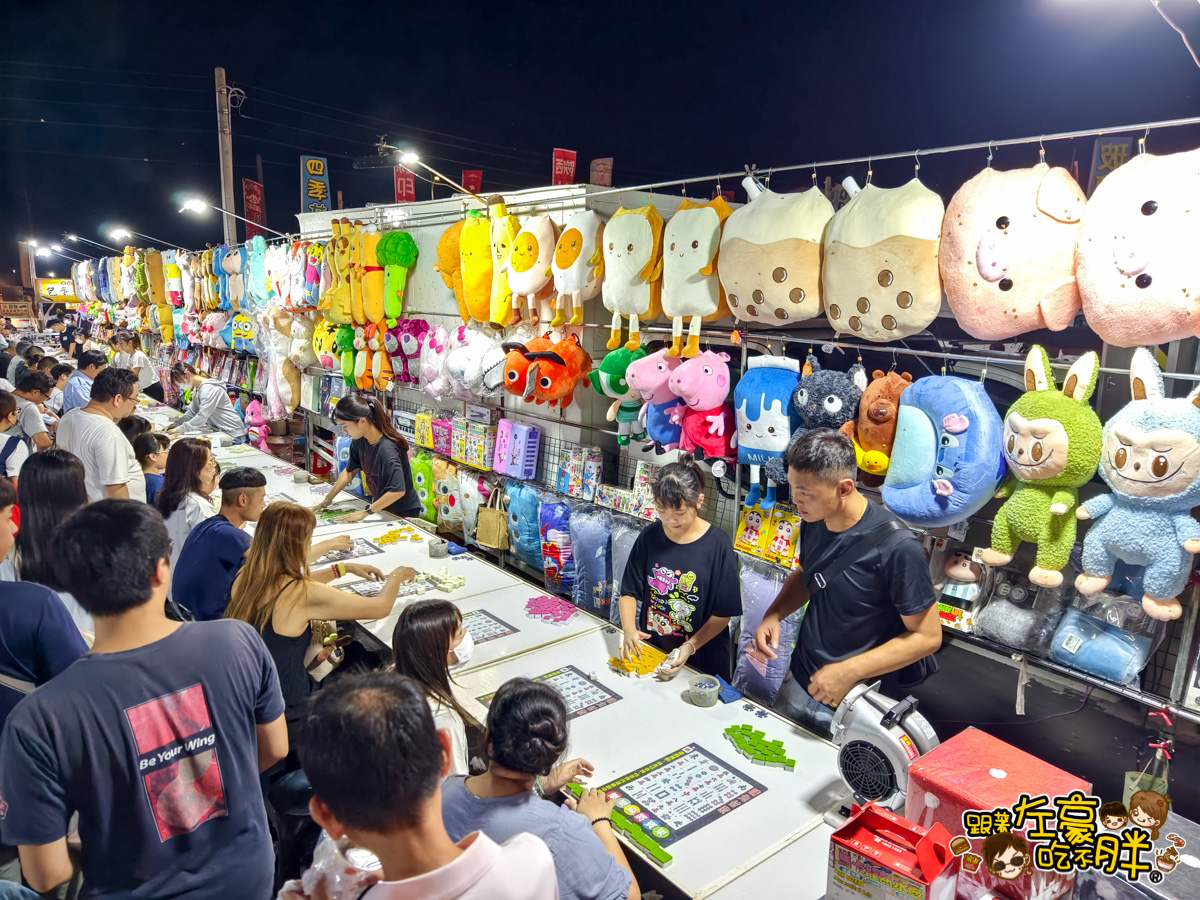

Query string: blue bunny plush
[764,355,866,485]
[1076,348,1200,621]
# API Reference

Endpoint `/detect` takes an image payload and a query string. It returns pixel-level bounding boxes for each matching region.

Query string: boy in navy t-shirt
[0,500,288,896]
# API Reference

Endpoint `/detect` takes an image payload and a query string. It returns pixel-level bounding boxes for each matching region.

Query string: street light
[396,152,482,202]
[64,233,120,253]
[178,198,288,237]
[109,226,174,247]
[35,248,51,258]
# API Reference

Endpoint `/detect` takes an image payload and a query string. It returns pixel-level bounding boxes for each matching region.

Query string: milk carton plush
[625,348,683,452]
[735,355,801,509]
[602,205,664,352]
[667,349,737,459]
[662,197,733,358]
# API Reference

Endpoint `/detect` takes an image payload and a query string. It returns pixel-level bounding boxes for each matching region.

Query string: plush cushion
[505,480,546,570]
[570,505,613,617]
[539,501,575,595]
[662,197,734,323]
[602,205,665,331]
[507,215,560,323]
[735,355,800,466]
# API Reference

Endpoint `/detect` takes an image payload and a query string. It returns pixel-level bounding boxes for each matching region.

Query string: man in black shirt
[755,429,941,736]
[49,316,79,361]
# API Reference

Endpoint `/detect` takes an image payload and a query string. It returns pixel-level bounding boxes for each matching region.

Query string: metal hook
[980,361,988,382]
[1140,126,1150,155]
[914,149,921,177]
[889,348,897,373]
[811,162,818,186]
[865,156,873,186]
[986,140,994,168]
[766,168,772,189]
[1038,135,1046,165]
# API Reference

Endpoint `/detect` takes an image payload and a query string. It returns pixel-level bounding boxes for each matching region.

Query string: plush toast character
[602,204,665,352]
[552,210,604,327]
[840,369,913,486]
[662,197,733,357]
[507,215,560,327]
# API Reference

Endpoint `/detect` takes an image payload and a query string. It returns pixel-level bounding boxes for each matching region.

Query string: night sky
[2,0,1198,281]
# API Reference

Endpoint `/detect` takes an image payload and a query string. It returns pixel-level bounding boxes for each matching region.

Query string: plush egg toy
[822,178,945,341]
[667,349,737,459]
[941,164,1086,340]
[487,196,521,327]
[1076,148,1200,347]
[625,348,683,452]
[588,346,647,446]
[735,355,801,509]
[551,210,604,327]
[602,204,665,352]
[719,182,833,325]
[434,220,469,323]
[1076,348,1200,621]
[840,369,913,486]
[662,197,733,358]
[507,215,560,327]
[981,347,1102,588]
[459,211,493,324]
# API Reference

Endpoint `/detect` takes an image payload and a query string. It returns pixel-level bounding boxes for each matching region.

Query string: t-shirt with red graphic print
[0,619,283,898]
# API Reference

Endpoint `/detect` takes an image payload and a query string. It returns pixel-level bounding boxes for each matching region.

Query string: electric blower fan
[829,681,940,811]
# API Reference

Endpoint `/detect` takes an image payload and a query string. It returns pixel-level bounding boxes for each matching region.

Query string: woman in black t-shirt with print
[617,456,742,681]
[316,392,423,522]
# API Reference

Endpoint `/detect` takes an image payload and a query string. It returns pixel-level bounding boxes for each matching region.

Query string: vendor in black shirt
[315,392,423,522]
[755,429,941,737]
[618,456,742,681]
[48,316,79,361]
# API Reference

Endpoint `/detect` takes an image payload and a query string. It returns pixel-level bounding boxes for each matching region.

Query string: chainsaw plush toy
[982,346,1102,588]
[552,210,604,327]
[507,215,560,327]
[839,369,914,487]
[602,204,664,351]
[662,197,733,357]
[488,196,521,326]
[520,333,592,407]
[589,346,647,445]
[460,211,494,324]
[501,333,554,401]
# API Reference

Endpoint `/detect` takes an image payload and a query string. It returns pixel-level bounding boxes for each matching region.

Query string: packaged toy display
[570,505,613,617]
[973,551,1073,657]
[668,349,737,459]
[841,369,913,487]
[1075,348,1200,621]
[465,423,496,471]
[941,163,1086,340]
[450,417,469,465]
[1049,591,1162,685]
[625,348,684,452]
[539,500,575,594]
[662,196,734,357]
[507,422,541,479]
[982,347,1102,588]
[431,416,452,457]
[589,346,648,446]
[735,355,801,508]
[505,480,547,570]
[763,502,802,567]
[507,215,560,326]
[492,419,513,475]
[414,411,433,449]
[733,555,802,704]
[602,204,665,351]
[828,804,956,900]
[734,506,772,556]
[928,539,990,633]
[551,209,604,326]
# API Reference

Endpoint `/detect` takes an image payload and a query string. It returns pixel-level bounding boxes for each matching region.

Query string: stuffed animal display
[719,182,833,325]
[410,451,438,523]
[419,324,453,401]
[244,399,269,452]
[822,178,944,341]
[982,347,1102,588]
[668,349,737,459]
[1076,348,1200,621]
[377,230,418,325]
[488,196,521,327]
[446,324,501,402]
[1076,147,1200,347]
[522,333,592,407]
[588,346,648,446]
[602,204,665,351]
[551,210,604,327]
[662,197,733,357]
[507,215,560,327]
[625,348,683,452]
[459,211,493,324]
[434,220,469,322]
[764,356,866,486]
[840,369,913,486]
[386,318,429,385]
[501,333,555,401]
[941,164,1086,340]
[735,355,801,508]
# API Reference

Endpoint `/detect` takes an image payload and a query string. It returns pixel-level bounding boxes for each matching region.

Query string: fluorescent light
[399,152,419,165]
[27,240,37,247]
[179,199,207,213]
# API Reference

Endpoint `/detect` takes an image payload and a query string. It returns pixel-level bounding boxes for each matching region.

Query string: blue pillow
[505,480,544,570]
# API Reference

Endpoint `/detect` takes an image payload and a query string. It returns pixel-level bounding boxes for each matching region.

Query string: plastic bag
[1049,592,1162,685]
[280,833,380,900]
[433,459,463,537]
[974,548,1072,657]
[539,500,576,595]
[608,515,651,626]
[505,480,547,570]
[571,505,613,616]
[733,554,803,704]
[419,324,453,402]
[459,474,494,546]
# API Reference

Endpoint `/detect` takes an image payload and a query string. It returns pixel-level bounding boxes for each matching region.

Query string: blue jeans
[773,671,835,738]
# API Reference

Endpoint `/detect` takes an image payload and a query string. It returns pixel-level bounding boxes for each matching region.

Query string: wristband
[684,639,697,654]
[591,816,613,828]
[534,775,546,799]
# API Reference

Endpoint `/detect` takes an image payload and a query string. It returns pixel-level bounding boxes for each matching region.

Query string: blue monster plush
[735,355,801,509]
[505,480,545,570]
[1076,348,1200,621]
[764,355,866,485]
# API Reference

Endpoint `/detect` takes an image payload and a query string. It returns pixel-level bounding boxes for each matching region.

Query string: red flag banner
[552,148,577,186]
[712,187,735,203]
[462,170,483,193]
[242,178,264,240]
[589,158,613,187]
[394,166,416,203]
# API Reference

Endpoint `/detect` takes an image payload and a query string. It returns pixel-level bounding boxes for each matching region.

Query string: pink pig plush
[667,349,738,459]
[625,348,684,451]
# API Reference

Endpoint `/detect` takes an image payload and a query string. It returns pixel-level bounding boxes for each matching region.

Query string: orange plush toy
[521,333,592,407]
[434,220,469,322]
[839,369,913,486]
[500,333,554,401]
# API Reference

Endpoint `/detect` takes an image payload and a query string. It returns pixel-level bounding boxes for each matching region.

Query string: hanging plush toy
[588,346,648,446]
[1076,147,1200,347]
[286,242,306,310]
[500,333,555,401]
[385,318,430,385]
[941,164,1086,340]
[602,204,665,351]
[460,211,494,324]
[346,220,367,326]
[446,324,500,402]
[822,178,944,341]
[334,324,357,388]
[377,230,418,325]
[488,196,521,327]
[551,210,604,327]
[212,244,231,309]
[507,215,560,327]
[273,309,301,410]
[1075,348,1200,621]
[662,197,733,357]
[840,369,913,486]
[668,349,737,459]
[359,226,384,324]
[227,246,248,311]
[720,181,833,325]
[434,220,469,322]
[288,315,317,370]
[735,356,802,508]
[524,333,592,407]
[164,251,183,307]
[981,347,1102,588]
[365,323,393,391]
[323,220,353,326]
[303,242,324,309]
[434,462,464,538]
[353,324,372,390]
[419,324,453,402]
[242,237,265,308]
[313,316,339,370]
[625,348,684,452]
[231,313,255,353]
[244,399,270,452]
[410,452,438,523]
[505,480,545,569]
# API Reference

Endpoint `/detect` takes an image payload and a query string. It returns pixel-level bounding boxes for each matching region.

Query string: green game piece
[784,759,796,772]
[751,730,765,740]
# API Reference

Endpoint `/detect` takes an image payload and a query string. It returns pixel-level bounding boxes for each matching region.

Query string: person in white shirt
[54,368,145,502]
[12,371,55,452]
[0,390,30,484]
[46,363,73,415]
[115,332,164,402]
[155,437,218,574]
[283,673,558,900]
[166,362,245,441]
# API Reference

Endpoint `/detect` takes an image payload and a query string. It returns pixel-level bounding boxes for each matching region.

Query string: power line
[0,59,208,81]
[0,73,209,92]
[0,117,212,134]
[0,94,208,115]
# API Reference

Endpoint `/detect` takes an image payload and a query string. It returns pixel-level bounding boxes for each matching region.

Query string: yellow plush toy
[551,209,604,327]
[434,221,469,323]
[347,219,367,326]
[460,211,493,323]
[601,205,665,351]
[662,197,733,357]
[507,214,560,327]
[488,196,521,327]
[146,250,173,342]
[361,224,385,325]
[322,219,352,326]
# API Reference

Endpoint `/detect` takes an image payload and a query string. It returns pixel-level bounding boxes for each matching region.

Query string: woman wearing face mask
[391,599,475,776]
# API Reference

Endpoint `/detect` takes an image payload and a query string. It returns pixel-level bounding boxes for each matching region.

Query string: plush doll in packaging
[764,356,866,486]
[212,245,230,309]
[459,211,494,324]
[668,349,737,459]
[602,204,665,351]
[822,178,944,341]
[419,324,453,402]
[265,243,287,308]
[720,182,833,325]
[505,480,545,570]
[242,236,268,308]
[353,325,373,390]
[1076,147,1200,347]
[226,246,247,311]
[434,462,464,538]
[313,317,339,370]
[551,210,604,327]
[488,196,521,327]
[244,399,269,452]
[662,197,733,357]
[625,348,683,452]
[288,314,317,370]
[377,230,418,325]
[588,346,648,446]
[303,242,324,309]
[735,355,802,508]
[522,333,592,407]
[941,164,1085,340]
[385,318,430,385]
[1075,348,1200,621]
[164,251,182,307]
[539,501,576,594]
[446,324,499,402]
[507,215,560,327]
[434,220,469,322]
[840,369,913,487]
[410,451,438,523]
[982,347,1102,588]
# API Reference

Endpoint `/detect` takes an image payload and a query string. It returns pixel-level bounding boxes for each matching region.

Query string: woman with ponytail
[441,678,639,900]
[316,391,422,522]
[166,362,245,441]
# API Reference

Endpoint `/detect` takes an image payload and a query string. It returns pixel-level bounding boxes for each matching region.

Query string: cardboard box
[827,802,957,900]
[465,423,496,471]
[465,403,501,426]
[905,727,1091,900]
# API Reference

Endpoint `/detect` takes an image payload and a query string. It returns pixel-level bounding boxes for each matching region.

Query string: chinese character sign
[589,158,613,187]
[552,148,577,185]
[1088,136,1134,197]
[242,178,264,240]
[462,170,483,193]
[301,155,331,213]
[394,167,416,203]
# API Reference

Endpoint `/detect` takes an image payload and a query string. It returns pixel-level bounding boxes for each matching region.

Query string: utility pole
[214,67,237,245]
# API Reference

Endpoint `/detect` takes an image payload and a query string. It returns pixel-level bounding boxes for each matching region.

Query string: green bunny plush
[981,346,1102,587]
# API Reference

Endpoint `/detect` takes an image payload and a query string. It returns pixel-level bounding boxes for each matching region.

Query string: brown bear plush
[840,369,913,486]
